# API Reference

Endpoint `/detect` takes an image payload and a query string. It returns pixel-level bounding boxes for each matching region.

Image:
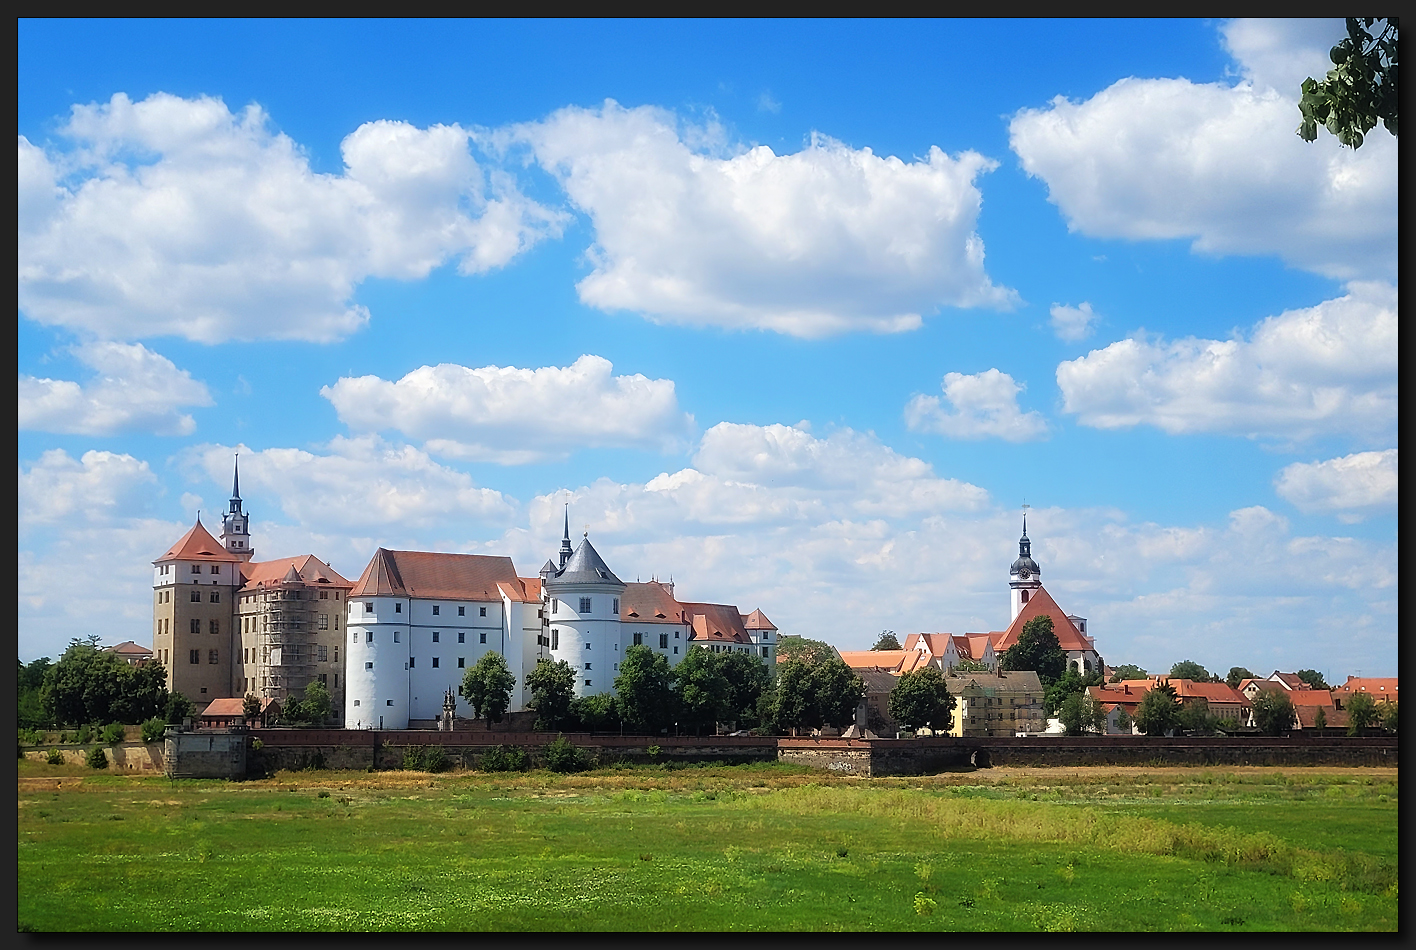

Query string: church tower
[1008,511,1042,622]
[220,456,254,562]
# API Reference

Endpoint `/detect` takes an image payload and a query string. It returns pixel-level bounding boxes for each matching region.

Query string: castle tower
[152,518,241,710]
[544,531,625,698]
[1008,512,1042,622]
[220,456,254,562]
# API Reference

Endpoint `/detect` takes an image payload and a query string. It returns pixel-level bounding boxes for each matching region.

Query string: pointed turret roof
[350,548,407,597]
[231,454,241,501]
[238,555,352,592]
[741,608,777,630]
[547,536,624,587]
[154,519,240,564]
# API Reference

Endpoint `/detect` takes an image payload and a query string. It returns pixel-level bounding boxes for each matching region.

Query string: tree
[524,658,576,731]
[1109,664,1147,683]
[242,693,261,721]
[1169,660,1216,683]
[717,651,773,730]
[674,649,731,735]
[999,616,1066,686]
[1113,707,1133,734]
[770,656,863,734]
[1058,692,1105,736]
[1225,667,1255,690]
[1346,692,1379,735]
[1044,667,1101,716]
[775,636,838,665]
[1134,683,1180,736]
[1251,690,1296,737]
[165,691,195,725]
[283,681,332,726]
[1298,18,1398,149]
[1296,669,1330,691]
[568,692,622,733]
[1380,700,1399,734]
[460,652,516,726]
[41,637,169,726]
[871,631,901,651]
[888,667,956,731]
[811,658,865,730]
[614,645,677,733]
[18,657,52,729]
[1313,707,1328,731]
[1177,698,1218,736]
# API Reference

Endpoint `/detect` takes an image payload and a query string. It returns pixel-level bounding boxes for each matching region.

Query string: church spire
[220,454,253,561]
[558,503,574,570]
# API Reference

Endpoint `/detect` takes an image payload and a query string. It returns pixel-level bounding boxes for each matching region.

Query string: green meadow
[17,761,1397,931]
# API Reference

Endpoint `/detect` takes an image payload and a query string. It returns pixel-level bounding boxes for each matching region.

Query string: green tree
[1177,698,1218,736]
[770,656,863,734]
[1169,660,1215,683]
[86,746,108,770]
[811,658,865,730]
[1346,691,1378,735]
[1313,707,1328,731]
[242,693,261,721]
[165,691,195,725]
[999,616,1066,686]
[775,636,838,665]
[1044,667,1101,716]
[283,680,332,727]
[1379,700,1398,734]
[1296,669,1330,691]
[1251,690,1296,736]
[524,658,576,731]
[888,666,955,731]
[460,652,516,726]
[1298,18,1398,149]
[568,692,621,733]
[1113,707,1133,734]
[871,631,901,651]
[41,637,169,726]
[1058,691,1105,736]
[615,645,677,733]
[1225,666,1255,689]
[1108,664,1147,683]
[717,651,773,729]
[770,659,815,734]
[674,649,731,735]
[18,657,52,729]
[1134,682,1180,736]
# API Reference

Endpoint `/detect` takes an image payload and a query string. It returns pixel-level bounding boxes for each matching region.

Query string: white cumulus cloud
[18,93,564,343]
[19,448,160,528]
[1008,19,1396,279]
[1275,449,1398,522]
[905,369,1048,442]
[19,342,211,435]
[1056,282,1397,441]
[1050,301,1099,342]
[510,100,1015,336]
[321,354,694,464]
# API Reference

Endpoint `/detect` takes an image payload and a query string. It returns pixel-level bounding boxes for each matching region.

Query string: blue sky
[19,19,1397,679]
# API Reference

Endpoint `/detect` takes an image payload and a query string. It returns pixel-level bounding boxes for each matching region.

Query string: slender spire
[558,503,575,569]
[232,454,241,500]
[1019,503,1031,558]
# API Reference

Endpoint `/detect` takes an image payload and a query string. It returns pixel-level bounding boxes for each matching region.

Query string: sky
[18,18,1397,680]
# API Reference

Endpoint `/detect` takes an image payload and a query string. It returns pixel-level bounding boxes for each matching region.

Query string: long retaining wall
[779,735,1399,776]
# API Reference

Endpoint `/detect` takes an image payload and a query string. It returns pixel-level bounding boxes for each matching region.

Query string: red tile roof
[154,520,239,564]
[741,608,777,631]
[989,586,1093,653]
[1333,677,1398,697]
[1269,671,1309,690]
[105,640,153,657]
[839,650,933,674]
[349,549,520,601]
[623,581,687,624]
[684,602,753,643]
[239,554,352,592]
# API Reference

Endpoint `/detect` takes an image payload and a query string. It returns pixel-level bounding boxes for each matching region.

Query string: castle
[152,462,777,727]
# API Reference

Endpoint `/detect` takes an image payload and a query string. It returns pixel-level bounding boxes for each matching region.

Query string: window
[614,663,619,672]
[551,629,559,650]
[395,603,402,613]
[613,598,619,615]
[209,591,220,603]
[191,590,201,602]
[190,618,201,635]
[409,657,416,668]
[387,700,394,706]
[334,674,338,687]
[458,632,465,644]
[209,620,220,635]
[393,631,400,643]
[354,699,360,707]
[334,648,338,662]
[366,631,374,643]
[190,649,200,664]
[432,658,440,669]
[318,645,328,662]
[209,650,219,664]
[210,565,220,574]
[585,680,592,687]
[432,605,440,616]
[1020,591,1029,604]
[191,565,201,574]
[552,598,558,615]
[432,631,440,643]
[364,602,373,613]
[480,606,487,617]
[319,614,329,630]
[320,590,328,600]
[673,647,678,655]
[365,662,373,670]
[585,663,592,670]
[456,657,465,669]
[659,633,669,649]
[585,642,591,650]
[458,605,465,617]
[633,632,643,646]
[319,673,328,685]
[579,597,592,613]
[675,631,680,639]
[480,633,487,644]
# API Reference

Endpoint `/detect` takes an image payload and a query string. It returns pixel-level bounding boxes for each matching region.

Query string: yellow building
[947,670,1045,737]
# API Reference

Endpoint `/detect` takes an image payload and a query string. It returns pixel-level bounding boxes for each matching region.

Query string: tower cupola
[1008,511,1041,621]
[220,455,254,561]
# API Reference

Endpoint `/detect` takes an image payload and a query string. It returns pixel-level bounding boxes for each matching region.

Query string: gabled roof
[741,608,777,631]
[1333,676,1398,696]
[1269,671,1310,690]
[684,602,752,643]
[200,697,280,718]
[839,650,934,674]
[1285,689,1336,708]
[104,640,153,657]
[990,586,1093,653]
[904,633,954,656]
[1157,679,1250,705]
[239,555,352,592]
[546,536,624,588]
[623,581,686,624]
[953,670,1043,693]
[154,520,239,564]
[349,549,520,601]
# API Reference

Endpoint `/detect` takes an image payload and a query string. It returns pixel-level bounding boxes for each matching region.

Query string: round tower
[543,518,625,698]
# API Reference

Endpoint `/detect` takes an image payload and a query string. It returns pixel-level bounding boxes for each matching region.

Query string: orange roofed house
[152,459,352,718]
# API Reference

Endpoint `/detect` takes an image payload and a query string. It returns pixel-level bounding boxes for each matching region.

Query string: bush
[19,728,44,747]
[544,734,588,773]
[73,724,94,745]
[46,749,64,765]
[140,717,167,744]
[102,723,126,745]
[86,746,108,769]
[401,745,450,773]
[480,744,530,772]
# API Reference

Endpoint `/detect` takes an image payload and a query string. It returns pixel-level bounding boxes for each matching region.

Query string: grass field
[17,760,1398,931]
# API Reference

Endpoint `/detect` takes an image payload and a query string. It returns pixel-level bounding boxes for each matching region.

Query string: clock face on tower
[1017,569,1030,579]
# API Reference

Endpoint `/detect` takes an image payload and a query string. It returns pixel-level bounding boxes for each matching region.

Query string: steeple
[220,454,253,561]
[1008,507,1041,622]
[558,504,574,570]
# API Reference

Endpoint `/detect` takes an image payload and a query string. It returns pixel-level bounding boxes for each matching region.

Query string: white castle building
[345,512,778,729]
